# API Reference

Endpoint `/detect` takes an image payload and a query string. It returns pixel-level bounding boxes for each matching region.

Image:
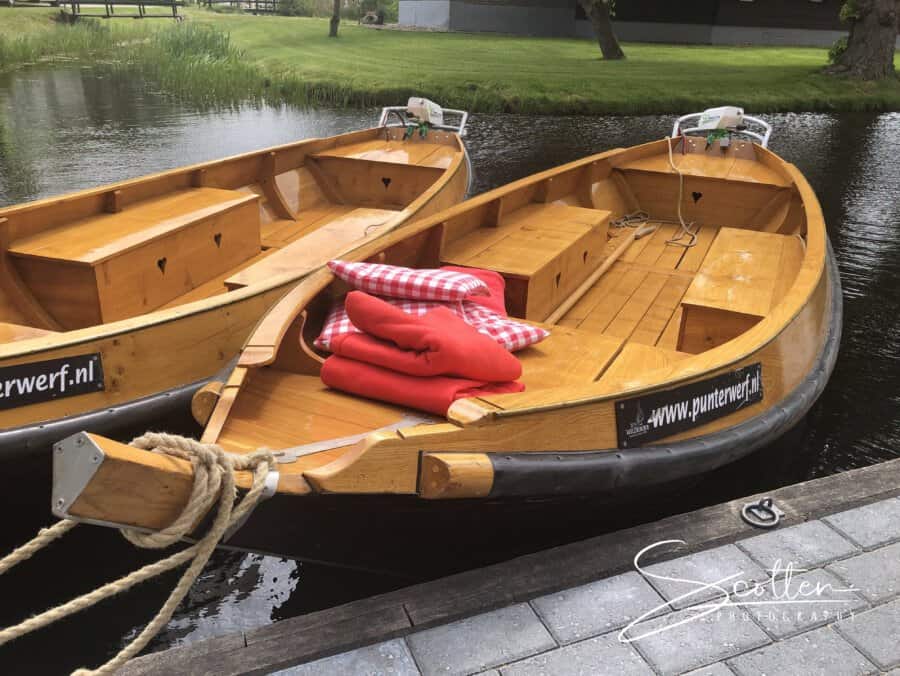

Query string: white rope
[665,135,698,249]
[0,432,274,676]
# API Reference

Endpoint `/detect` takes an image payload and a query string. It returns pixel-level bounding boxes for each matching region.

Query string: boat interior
[0,127,464,341]
[203,135,815,492]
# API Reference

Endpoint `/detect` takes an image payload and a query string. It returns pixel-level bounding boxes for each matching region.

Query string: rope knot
[122,432,274,550]
[0,431,276,675]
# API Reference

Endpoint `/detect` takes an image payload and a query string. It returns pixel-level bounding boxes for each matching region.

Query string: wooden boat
[55,110,841,572]
[0,103,470,464]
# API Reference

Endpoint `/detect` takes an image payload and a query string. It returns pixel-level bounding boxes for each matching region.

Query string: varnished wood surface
[74,135,831,503]
[0,125,469,430]
[8,188,258,264]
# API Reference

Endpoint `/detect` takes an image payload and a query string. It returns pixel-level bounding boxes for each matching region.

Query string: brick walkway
[276,497,900,676]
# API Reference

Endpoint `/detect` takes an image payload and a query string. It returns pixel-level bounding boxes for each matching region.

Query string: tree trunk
[830,0,898,79]
[579,0,625,60]
[329,0,340,37]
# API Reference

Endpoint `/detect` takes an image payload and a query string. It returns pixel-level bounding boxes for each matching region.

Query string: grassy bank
[1,7,899,114]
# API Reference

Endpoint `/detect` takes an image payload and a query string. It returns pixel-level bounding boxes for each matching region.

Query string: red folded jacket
[330,291,522,381]
[321,355,525,416]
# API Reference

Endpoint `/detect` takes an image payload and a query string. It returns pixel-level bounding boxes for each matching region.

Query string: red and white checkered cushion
[327,260,488,302]
[315,298,548,352]
[462,302,549,352]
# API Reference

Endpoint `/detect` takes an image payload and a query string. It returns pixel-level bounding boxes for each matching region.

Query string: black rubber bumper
[0,358,236,461]
[488,240,843,499]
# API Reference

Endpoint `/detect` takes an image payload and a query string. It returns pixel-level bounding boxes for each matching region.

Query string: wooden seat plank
[515,323,623,390]
[599,342,691,385]
[226,208,398,289]
[9,188,255,265]
[312,140,453,167]
[681,228,784,317]
[261,205,358,248]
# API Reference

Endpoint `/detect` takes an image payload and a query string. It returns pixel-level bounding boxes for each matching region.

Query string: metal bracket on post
[52,432,105,520]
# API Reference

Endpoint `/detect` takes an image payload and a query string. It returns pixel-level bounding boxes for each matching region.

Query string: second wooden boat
[55,109,841,571]
[0,101,470,464]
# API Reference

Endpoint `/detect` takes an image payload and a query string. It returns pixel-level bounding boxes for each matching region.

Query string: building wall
[575,20,849,47]
[399,0,451,29]
[400,0,898,48]
[450,0,575,37]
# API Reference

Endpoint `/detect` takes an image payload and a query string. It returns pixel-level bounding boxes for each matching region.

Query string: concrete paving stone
[836,597,900,670]
[739,568,867,639]
[683,664,735,676]
[531,571,667,644]
[823,498,900,549]
[727,625,876,676]
[499,633,653,676]
[272,639,420,675]
[624,603,770,675]
[738,520,858,572]
[642,544,769,610]
[406,603,555,676]
[826,541,900,604]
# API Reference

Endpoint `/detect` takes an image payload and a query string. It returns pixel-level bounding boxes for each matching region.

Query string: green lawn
[2,7,899,113]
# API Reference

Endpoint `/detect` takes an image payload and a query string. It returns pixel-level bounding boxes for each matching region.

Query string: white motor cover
[406,97,444,126]
[697,106,744,130]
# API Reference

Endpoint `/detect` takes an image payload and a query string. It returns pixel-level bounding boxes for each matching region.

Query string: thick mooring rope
[0,432,274,675]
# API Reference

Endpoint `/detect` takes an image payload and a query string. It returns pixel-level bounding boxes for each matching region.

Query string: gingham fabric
[327,260,489,302]
[461,302,550,352]
[315,297,548,352]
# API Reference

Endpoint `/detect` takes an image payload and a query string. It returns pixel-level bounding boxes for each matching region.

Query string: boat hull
[210,243,840,572]
[0,141,470,460]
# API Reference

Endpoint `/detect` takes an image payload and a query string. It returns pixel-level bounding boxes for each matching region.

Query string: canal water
[1,67,898,674]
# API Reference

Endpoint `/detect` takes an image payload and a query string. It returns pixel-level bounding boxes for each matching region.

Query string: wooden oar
[545,223,658,326]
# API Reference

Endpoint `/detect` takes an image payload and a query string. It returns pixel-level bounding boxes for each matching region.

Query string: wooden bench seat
[261,205,359,249]
[8,187,261,328]
[9,188,256,265]
[599,342,691,385]
[515,323,623,389]
[225,207,398,290]
[442,203,612,321]
[677,227,804,353]
[312,139,457,169]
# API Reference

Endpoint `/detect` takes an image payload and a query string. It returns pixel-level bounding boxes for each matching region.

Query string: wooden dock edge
[121,457,900,676]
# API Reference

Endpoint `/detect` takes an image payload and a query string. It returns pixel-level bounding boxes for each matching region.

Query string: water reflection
[1,67,899,672]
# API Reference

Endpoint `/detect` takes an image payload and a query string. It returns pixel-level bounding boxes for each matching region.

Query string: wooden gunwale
[0,130,468,362]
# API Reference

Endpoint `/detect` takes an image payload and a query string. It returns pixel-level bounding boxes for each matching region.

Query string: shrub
[828,36,848,64]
